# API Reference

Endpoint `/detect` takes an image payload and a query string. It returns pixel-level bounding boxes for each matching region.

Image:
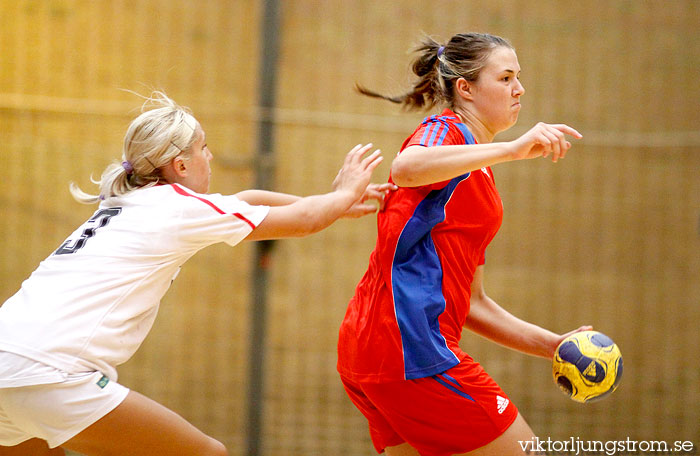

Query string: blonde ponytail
[70,91,198,203]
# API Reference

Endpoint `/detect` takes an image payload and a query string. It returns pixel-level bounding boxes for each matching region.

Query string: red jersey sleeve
[394,111,468,192]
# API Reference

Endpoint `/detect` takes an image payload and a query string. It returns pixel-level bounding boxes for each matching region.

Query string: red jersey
[337,109,504,382]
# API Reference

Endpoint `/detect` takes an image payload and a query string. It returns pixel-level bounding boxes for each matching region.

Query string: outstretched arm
[236,183,397,217]
[464,265,591,359]
[244,144,383,241]
[234,190,300,206]
[392,123,582,187]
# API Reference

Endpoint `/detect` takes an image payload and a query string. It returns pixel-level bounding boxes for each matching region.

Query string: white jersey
[0,183,269,383]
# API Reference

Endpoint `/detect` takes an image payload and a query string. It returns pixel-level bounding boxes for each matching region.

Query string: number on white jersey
[55,208,122,255]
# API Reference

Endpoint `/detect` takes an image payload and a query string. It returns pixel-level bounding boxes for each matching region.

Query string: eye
[502,76,510,82]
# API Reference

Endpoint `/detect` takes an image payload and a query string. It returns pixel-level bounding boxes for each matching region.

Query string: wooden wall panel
[0,1,698,454]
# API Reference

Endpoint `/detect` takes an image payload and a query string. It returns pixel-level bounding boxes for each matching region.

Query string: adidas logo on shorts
[496,395,509,414]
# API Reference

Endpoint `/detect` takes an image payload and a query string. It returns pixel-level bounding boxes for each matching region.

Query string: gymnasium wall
[1,1,698,454]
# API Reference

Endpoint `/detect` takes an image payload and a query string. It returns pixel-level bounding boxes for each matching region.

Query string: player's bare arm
[464,265,591,359]
[245,144,383,240]
[234,190,301,206]
[236,182,396,217]
[391,123,581,188]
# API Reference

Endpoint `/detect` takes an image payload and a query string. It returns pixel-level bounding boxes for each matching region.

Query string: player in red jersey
[337,33,590,456]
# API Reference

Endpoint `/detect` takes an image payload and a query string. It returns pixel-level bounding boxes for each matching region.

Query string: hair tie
[121,160,134,175]
[437,46,445,58]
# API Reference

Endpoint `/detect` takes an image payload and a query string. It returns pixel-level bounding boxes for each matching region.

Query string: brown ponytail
[356,32,513,111]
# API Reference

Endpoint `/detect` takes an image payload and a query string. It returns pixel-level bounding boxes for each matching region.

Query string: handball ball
[552,330,623,403]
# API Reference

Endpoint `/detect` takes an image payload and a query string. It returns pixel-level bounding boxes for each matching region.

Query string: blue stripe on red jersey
[419,114,464,147]
[419,115,438,144]
[454,121,475,145]
[391,113,476,379]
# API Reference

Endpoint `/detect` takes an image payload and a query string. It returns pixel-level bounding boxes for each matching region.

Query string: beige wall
[1,1,698,454]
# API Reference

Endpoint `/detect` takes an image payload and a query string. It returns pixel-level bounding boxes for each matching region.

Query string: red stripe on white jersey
[169,184,257,230]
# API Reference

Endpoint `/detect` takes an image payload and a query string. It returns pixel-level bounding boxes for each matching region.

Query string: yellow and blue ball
[552,330,623,403]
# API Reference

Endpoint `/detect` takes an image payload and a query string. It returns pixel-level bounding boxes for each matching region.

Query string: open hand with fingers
[332,143,384,202]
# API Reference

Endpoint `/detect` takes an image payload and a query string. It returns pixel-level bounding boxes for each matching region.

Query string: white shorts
[0,370,129,448]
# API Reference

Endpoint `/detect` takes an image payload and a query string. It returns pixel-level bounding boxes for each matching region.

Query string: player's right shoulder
[166,183,230,215]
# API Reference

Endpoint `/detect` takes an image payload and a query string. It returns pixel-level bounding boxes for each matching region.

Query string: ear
[170,156,188,178]
[454,77,474,101]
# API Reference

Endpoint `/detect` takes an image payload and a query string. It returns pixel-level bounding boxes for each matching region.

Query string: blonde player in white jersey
[0,92,392,456]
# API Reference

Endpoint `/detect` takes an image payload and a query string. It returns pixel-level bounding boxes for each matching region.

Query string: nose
[514,78,525,97]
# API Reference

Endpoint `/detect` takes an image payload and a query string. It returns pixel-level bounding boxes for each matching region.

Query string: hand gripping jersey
[0,184,269,383]
[338,109,504,382]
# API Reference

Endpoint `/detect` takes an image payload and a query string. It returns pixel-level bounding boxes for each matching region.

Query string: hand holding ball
[552,331,623,403]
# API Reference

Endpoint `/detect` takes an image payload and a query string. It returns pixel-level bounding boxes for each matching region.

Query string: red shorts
[340,356,518,456]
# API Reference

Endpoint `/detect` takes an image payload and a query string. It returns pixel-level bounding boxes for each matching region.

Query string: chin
[505,115,519,130]
[496,120,517,134]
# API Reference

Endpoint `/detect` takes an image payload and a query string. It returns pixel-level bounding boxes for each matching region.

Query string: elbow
[464,293,489,328]
[391,146,429,187]
[390,156,416,187]
[472,289,487,304]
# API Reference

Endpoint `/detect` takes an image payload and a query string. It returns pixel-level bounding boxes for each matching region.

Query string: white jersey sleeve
[0,184,269,383]
[168,183,269,248]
